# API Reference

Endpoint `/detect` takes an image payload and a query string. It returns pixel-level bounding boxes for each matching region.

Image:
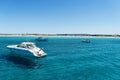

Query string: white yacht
[7,42,47,58]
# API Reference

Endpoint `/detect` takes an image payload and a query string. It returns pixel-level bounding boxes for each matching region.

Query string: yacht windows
[17,43,36,49]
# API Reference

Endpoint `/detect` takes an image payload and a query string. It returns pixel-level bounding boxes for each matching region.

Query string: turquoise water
[1,37,120,80]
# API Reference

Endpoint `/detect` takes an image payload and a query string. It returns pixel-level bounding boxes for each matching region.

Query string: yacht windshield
[17,44,26,48]
[26,44,35,49]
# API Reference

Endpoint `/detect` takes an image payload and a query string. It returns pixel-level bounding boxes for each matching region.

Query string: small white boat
[81,40,90,43]
[36,37,47,41]
[7,42,47,58]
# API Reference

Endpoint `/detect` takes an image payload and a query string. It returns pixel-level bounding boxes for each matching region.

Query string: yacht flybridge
[7,42,47,57]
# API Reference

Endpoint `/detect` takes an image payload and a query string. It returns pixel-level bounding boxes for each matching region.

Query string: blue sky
[0,0,120,34]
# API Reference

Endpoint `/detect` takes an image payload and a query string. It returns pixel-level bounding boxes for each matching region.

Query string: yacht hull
[8,48,37,58]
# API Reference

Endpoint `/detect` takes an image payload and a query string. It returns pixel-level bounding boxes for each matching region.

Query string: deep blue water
[1,37,120,80]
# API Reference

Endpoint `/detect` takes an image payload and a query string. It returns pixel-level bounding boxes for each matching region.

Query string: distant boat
[36,37,47,41]
[81,40,90,43]
[7,42,47,58]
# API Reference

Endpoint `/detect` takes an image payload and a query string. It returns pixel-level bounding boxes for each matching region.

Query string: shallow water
[0,37,120,80]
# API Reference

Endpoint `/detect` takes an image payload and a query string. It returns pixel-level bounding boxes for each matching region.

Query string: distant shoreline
[0,34,120,38]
